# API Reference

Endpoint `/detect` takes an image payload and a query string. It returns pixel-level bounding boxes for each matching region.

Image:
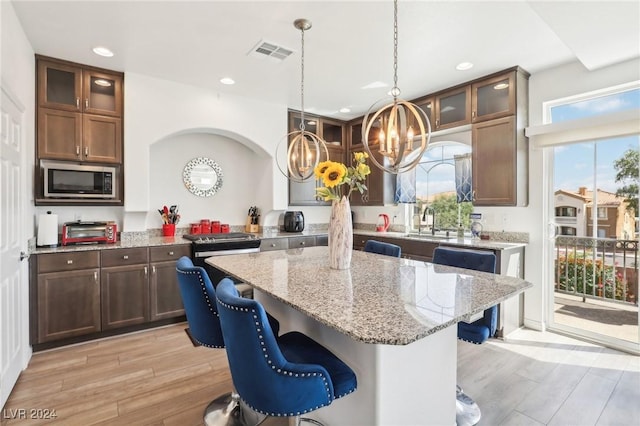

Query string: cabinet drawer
[149,245,190,262]
[260,238,288,252]
[288,236,316,248]
[38,251,100,273]
[101,247,148,267]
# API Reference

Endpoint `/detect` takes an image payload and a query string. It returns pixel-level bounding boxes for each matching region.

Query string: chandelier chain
[299,26,306,131]
[392,0,399,99]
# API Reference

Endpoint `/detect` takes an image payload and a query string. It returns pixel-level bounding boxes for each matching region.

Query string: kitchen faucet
[417,206,436,235]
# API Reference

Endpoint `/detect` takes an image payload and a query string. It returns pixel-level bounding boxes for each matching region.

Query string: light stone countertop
[32,235,190,255]
[207,246,532,345]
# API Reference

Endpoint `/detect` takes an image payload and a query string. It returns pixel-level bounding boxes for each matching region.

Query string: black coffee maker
[284,211,305,232]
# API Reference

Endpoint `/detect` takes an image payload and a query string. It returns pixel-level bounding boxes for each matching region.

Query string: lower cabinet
[31,244,189,347]
[260,235,327,251]
[101,248,149,330]
[36,251,101,343]
[353,234,438,262]
[149,245,189,321]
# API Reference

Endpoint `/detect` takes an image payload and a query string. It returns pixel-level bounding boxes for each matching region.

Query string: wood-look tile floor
[2,324,638,425]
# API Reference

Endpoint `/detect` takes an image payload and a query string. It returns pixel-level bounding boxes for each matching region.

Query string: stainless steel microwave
[42,160,117,199]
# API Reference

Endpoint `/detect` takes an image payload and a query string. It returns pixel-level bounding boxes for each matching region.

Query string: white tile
[499,410,545,426]
[548,372,617,426]
[596,370,640,426]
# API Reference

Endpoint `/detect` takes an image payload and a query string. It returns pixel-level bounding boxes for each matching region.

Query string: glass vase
[328,196,353,270]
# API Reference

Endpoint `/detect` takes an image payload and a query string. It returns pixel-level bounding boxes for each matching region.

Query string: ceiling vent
[248,40,294,62]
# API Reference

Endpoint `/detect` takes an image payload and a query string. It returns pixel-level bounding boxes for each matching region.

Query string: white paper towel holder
[37,211,59,247]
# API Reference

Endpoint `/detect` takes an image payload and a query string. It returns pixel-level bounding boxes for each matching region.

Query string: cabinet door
[472,72,515,122]
[101,264,149,330]
[37,107,83,161]
[350,146,392,206]
[83,115,122,163]
[413,97,435,130]
[472,116,516,205]
[322,118,345,147]
[82,70,123,117]
[150,261,185,321]
[435,86,471,130]
[37,59,82,112]
[37,268,101,343]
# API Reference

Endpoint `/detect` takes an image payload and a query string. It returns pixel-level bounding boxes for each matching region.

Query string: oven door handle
[194,247,260,258]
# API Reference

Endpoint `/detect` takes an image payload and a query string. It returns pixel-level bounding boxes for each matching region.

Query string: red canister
[200,219,211,234]
[211,221,221,233]
[220,224,230,233]
[190,223,201,234]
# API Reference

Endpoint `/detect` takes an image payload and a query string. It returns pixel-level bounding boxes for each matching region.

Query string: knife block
[245,216,259,233]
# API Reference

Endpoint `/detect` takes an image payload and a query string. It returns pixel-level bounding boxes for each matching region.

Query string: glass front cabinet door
[471,71,516,122]
[37,60,83,112]
[434,86,471,130]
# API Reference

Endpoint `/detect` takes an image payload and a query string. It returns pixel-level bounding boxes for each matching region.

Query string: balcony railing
[555,236,638,306]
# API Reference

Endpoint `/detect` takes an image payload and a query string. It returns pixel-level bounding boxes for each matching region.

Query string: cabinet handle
[123,255,129,260]
[472,111,476,118]
[435,119,440,128]
[300,242,305,246]
[152,265,156,274]
[84,146,89,157]
[271,243,276,247]
[67,259,73,264]
[76,146,80,156]
[76,97,80,109]
[85,98,89,109]
[168,251,174,256]
[144,266,148,277]
[94,272,98,282]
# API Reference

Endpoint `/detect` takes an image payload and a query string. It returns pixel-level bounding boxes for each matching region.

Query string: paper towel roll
[37,212,58,247]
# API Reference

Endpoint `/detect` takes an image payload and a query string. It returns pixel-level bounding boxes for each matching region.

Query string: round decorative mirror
[182,157,223,197]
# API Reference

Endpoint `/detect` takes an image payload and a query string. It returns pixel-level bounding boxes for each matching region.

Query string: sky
[552,88,640,194]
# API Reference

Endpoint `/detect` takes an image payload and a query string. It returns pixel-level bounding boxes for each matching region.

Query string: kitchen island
[207,246,532,425]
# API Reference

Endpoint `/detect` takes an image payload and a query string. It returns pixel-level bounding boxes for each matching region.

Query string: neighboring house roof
[555,188,623,207]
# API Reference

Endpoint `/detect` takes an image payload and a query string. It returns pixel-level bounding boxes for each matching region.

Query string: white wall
[123,72,290,232]
[148,132,271,229]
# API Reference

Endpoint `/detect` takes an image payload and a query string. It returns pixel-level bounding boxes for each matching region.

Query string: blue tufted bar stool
[215,278,358,426]
[364,239,402,258]
[176,256,279,426]
[432,247,497,426]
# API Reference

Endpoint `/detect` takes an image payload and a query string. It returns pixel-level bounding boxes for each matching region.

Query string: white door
[1,85,29,408]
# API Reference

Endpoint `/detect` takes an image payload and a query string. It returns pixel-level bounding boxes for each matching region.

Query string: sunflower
[322,163,346,188]
[314,161,332,179]
[313,152,371,201]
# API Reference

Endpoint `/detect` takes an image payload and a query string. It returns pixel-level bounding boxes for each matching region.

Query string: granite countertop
[353,229,527,251]
[32,235,190,255]
[207,246,532,345]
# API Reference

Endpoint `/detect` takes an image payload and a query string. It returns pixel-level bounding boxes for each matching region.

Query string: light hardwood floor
[2,324,638,425]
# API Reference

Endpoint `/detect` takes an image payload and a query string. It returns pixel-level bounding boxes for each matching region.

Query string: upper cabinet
[434,86,471,131]
[288,111,346,206]
[36,56,123,164]
[471,68,529,206]
[471,71,516,123]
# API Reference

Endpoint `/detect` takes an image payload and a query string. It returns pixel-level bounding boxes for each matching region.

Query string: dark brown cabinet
[434,86,471,131]
[288,111,347,206]
[349,145,395,206]
[353,234,438,262]
[472,71,516,123]
[101,248,149,330]
[149,245,189,321]
[471,68,529,206]
[34,251,101,343]
[36,56,123,164]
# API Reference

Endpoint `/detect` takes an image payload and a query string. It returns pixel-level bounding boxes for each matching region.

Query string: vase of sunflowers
[314,152,371,270]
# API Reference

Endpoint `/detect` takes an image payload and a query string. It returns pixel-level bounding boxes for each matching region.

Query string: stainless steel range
[184,232,261,298]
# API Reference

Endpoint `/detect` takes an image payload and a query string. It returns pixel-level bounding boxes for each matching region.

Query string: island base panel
[256,291,457,426]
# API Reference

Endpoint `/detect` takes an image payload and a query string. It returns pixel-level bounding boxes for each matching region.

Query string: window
[414,141,473,231]
[597,207,607,219]
[555,206,577,217]
[560,226,576,236]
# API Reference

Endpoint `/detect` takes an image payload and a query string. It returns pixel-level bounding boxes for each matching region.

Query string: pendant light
[276,19,328,182]
[361,0,431,174]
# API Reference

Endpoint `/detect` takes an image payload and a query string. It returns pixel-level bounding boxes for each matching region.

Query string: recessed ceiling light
[456,62,473,71]
[92,46,114,57]
[339,107,351,113]
[493,83,509,90]
[94,79,112,87]
[220,77,235,85]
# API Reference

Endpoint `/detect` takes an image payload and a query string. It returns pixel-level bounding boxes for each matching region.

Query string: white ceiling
[10,0,640,120]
